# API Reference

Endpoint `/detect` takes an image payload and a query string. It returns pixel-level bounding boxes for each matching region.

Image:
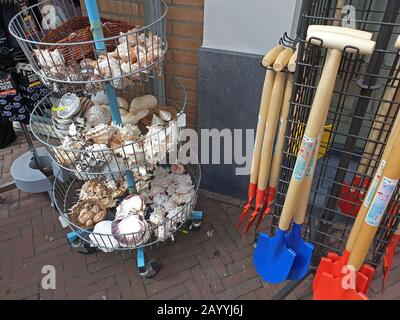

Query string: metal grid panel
[270,0,400,269]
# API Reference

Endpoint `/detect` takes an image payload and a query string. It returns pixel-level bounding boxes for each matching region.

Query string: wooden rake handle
[257,72,287,191]
[268,73,294,191]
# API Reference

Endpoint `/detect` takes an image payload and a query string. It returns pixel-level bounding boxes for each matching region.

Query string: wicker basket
[40,16,136,65]
[140,106,178,127]
[68,199,107,229]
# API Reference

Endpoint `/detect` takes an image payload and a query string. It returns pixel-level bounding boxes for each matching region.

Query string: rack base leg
[136,247,162,278]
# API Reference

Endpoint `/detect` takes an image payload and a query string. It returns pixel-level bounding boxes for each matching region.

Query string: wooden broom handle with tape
[348,121,400,271]
[346,108,400,253]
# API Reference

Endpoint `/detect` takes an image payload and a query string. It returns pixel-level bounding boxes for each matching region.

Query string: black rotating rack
[269,0,400,299]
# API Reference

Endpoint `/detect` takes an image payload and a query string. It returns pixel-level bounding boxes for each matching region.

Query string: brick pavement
[0,134,399,300]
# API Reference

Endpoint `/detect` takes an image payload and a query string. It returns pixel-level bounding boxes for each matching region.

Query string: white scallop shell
[129,95,158,114]
[85,105,112,127]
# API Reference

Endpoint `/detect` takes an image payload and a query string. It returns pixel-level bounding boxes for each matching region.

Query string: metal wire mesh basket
[29,75,186,178]
[270,0,400,270]
[53,162,201,251]
[8,0,167,94]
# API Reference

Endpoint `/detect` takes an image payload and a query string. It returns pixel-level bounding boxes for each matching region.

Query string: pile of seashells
[34,30,163,93]
[52,91,178,175]
[79,162,196,252]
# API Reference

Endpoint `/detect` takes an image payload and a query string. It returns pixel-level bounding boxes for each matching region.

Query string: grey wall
[198,47,265,200]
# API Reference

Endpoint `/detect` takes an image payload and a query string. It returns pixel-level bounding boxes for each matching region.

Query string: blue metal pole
[84,0,135,193]
[84,0,122,126]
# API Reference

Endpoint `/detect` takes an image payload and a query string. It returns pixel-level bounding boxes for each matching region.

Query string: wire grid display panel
[271,0,400,269]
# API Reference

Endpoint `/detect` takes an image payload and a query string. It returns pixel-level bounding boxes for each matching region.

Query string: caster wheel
[139,260,163,278]
[69,237,96,255]
[191,219,202,231]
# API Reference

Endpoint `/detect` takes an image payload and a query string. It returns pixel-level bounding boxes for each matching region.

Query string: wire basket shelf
[53,162,201,251]
[29,75,186,178]
[8,0,168,94]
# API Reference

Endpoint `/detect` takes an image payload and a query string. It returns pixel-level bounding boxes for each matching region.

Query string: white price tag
[177,112,186,127]
[59,215,70,228]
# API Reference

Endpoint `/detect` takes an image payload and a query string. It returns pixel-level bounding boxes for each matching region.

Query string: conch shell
[129,95,158,114]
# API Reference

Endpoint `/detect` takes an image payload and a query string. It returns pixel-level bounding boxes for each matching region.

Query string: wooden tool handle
[348,131,400,271]
[279,49,343,231]
[358,67,400,176]
[257,72,287,190]
[293,124,326,225]
[288,51,298,73]
[333,0,345,26]
[268,74,293,190]
[346,109,400,253]
[273,48,294,72]
[262,45,284,67]
[308,27,372,40]
[307,30,375,55]
[249,70,276,184]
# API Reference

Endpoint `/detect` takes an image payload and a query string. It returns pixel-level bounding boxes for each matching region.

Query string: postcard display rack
[9,0,203,277]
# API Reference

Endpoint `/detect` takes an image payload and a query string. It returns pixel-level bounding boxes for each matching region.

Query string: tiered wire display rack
[9,0,202,277]
[268,0,400,299]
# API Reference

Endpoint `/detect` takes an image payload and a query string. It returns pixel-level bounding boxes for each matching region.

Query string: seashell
[119,109,129,116]
[111,215,148,247]
[57,93,81,119]
[171,163,185,175]
[80,96,93,114]
[112,42,138,64]
[34,49,65,69]
[85,124,113,144]
[122,109,149,125]
[80,58,97,70]
[117,97,129,111]
[120,62,140,75]
[84,74,105,93]
[115,194,145,220]
[129,95,158,114]
[91,91,108,105]
[118,27,141,45]
[85,105,112,127]
[68,123,78,136]
[151,114,165,126]
[89,221,118,252]
[159,110,172,122]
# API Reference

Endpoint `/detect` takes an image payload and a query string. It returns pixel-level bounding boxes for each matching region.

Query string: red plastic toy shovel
[314,107,400,300]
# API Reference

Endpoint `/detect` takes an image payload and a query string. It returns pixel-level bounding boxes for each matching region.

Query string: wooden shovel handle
[257,72,287,190]
[358,68,400,176]
[262,45,284,67]
[273,48,294,72]
[268,74,294,190]
[279,48,343,231]
[346,109,400,253]
[348,124,400,271]
[250,70,276,184]
[334,0,345,26]
[293,123,326,225]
